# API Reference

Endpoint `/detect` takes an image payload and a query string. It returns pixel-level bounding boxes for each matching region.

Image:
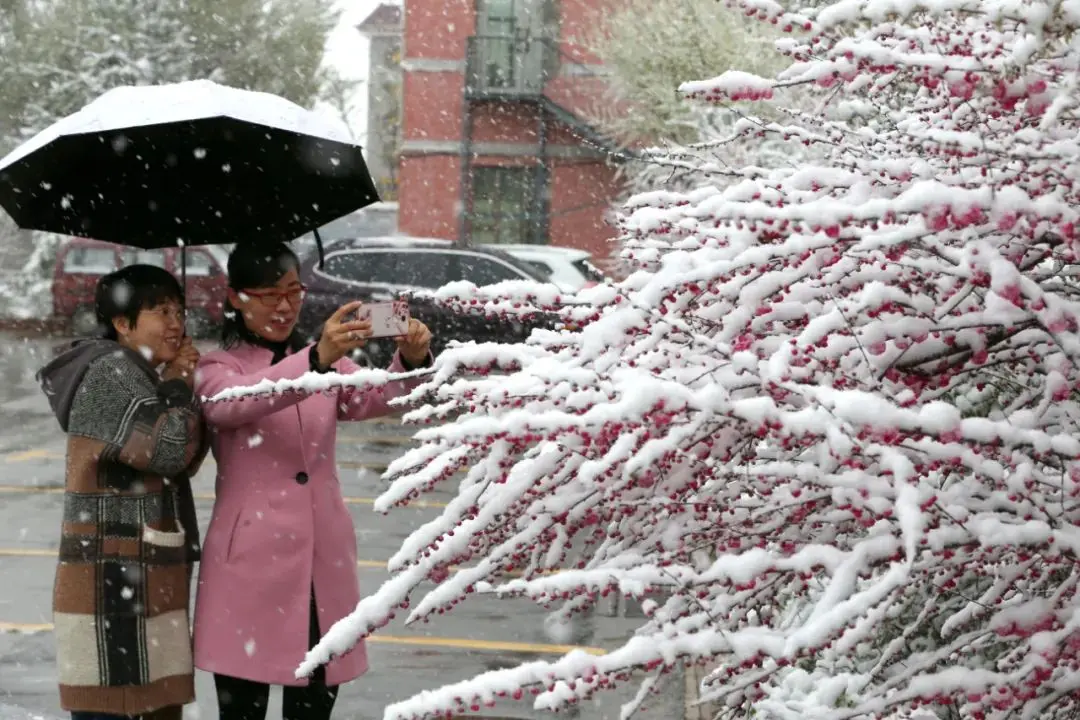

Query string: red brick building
[398,0,623,262]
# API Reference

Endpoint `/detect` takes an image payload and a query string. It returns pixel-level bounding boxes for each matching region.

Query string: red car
[52,238,230,336]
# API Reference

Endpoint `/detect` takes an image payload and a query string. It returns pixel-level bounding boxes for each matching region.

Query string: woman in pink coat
[191,242,432,720]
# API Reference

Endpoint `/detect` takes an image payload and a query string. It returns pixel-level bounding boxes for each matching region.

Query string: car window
[454,254,531,286]
[62,247,116,274]
[322,251,398,284]
[520,259,554,277]
[324,249,453,289]
[391,251,451,288]
[120,249,167,269]
[180,250,214,277]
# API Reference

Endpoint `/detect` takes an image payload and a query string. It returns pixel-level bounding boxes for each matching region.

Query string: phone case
[359,300,410,339]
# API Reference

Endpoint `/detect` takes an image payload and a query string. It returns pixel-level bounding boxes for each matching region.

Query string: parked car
[296,237,559,367]
[484,244,606,292]
[53,238,229,336]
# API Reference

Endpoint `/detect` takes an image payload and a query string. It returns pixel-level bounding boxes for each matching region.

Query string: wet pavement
[0,335,683,720]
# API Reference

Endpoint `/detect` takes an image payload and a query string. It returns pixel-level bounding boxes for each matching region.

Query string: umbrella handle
[313,228,325,269]
[180,245,187,338]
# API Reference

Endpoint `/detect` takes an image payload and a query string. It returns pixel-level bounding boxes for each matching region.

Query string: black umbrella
[0,81,379,268]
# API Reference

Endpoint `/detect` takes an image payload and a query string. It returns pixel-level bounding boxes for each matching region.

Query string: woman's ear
[226,288,242,308]
[112,316,131,339]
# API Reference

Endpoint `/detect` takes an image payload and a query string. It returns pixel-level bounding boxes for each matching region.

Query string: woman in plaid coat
[37,265,208,720]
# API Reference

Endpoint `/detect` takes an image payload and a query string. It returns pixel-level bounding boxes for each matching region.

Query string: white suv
[483,244,606,293]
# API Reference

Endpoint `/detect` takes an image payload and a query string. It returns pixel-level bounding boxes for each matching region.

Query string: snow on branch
[680,70,776,102]
[199,366,435,403]
[217,0,1080,717]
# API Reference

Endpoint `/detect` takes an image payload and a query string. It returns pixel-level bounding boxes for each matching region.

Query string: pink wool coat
[191,342,421,686]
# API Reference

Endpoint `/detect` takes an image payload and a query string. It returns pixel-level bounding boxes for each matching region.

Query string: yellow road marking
[0,621,604,655]
[0,483,62,496]
[339,434,417,446]
[0,486,449,510]
[0,548,55,557]
[4,449,60,462]
[2,450,393,472]
[0,621,53,633]
[337,494,449,510]
[0,548,538,580]
[367,635,604,655]
[1,449,469,488]
[0,485,62,495]
[0,549,393,571]
[337,461,388,471]
[0,450,458,496]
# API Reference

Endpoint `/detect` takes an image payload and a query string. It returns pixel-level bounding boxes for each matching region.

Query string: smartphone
[358,300,410,339]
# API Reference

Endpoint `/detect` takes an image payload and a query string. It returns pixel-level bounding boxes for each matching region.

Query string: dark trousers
[214,591,339,720]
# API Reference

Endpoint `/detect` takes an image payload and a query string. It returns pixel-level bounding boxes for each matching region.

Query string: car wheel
[71,306,98,336]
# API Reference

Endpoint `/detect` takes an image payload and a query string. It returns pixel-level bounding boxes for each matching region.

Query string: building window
[474,0,554,93]
[471,166,538,245]
[479,0,517,36]
[477,0,518,91]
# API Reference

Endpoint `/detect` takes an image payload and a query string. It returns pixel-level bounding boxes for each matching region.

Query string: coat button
[295,472,309,485]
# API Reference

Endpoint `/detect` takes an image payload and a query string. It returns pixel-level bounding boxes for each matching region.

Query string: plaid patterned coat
[51,350,207,716]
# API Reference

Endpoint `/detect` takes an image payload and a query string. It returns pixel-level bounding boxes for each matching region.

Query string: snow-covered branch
[200,366,435,403]
[202,0,1080,717]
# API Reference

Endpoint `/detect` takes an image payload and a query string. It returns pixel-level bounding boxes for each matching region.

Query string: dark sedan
[295,237,559,366]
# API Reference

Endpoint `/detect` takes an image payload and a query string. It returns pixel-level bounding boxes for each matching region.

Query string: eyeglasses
[240,285,307,308]
[145,306,186,324]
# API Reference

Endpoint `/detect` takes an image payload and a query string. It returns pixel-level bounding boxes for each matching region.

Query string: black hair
[221,241,306,351]
[95,264,184,341]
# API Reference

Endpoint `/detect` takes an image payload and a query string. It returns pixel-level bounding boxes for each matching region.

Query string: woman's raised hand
[315,301,372,369]
[163,337,201,386]
[395,318,432,367]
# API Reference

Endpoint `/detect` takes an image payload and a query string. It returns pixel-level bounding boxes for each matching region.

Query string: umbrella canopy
[0,80,379,250]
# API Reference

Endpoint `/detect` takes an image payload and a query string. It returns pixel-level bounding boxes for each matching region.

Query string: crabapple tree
[206,0,1080,717]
